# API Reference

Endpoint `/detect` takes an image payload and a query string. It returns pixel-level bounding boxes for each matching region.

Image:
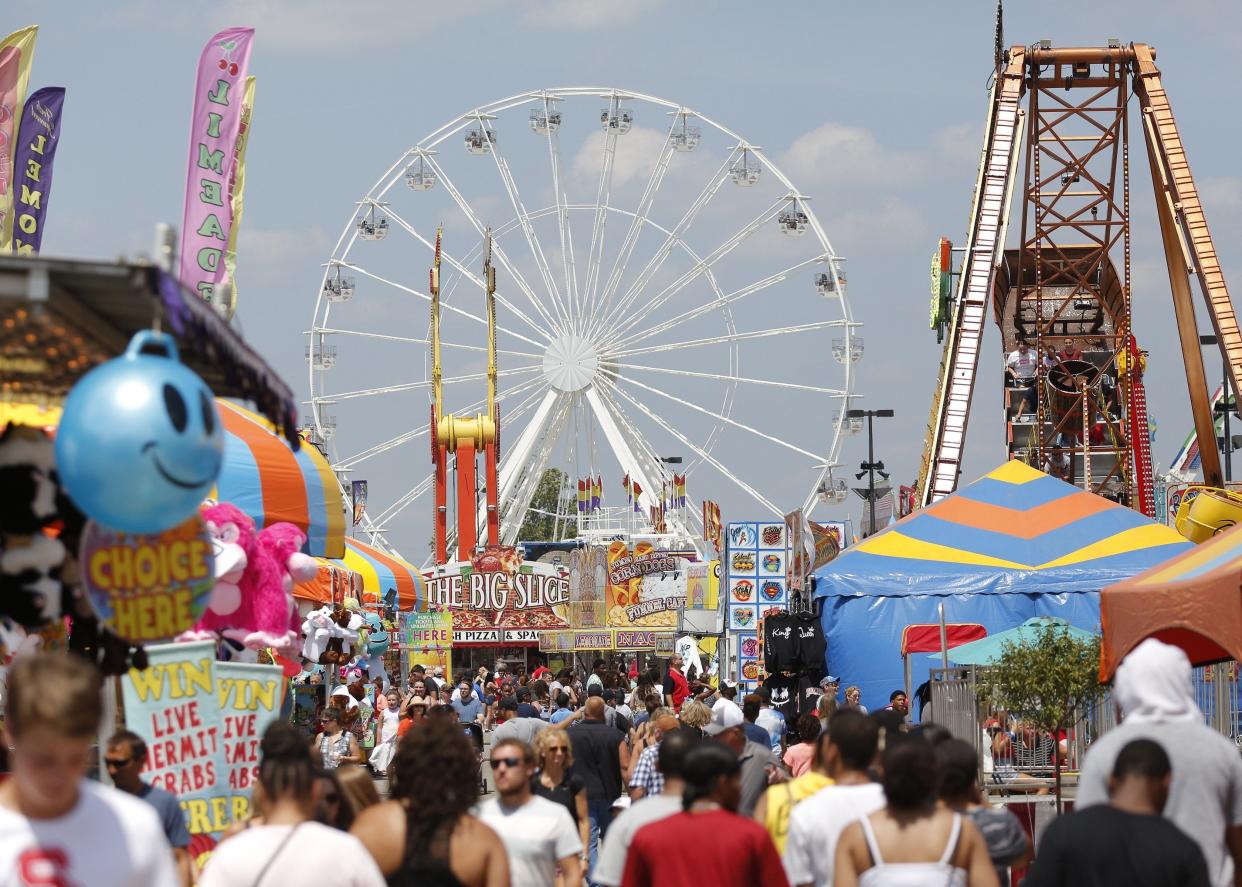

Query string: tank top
[387,824,468,887]
[317,731,352,769]
[857,813,967,887]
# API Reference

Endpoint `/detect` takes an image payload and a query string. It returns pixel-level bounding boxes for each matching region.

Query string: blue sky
[22,0,1242,554]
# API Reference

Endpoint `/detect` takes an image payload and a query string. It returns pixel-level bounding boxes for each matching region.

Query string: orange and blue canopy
[333,538,425,612]
[214,400,346,559]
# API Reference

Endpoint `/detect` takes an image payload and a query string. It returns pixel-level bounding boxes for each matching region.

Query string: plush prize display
[178,502,313,658]
[56,330,223,534]
[0,425,69,628]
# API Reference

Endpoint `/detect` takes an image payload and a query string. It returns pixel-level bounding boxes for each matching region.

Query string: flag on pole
[702,500,722,551]
[622,473,631,503]
[591,476,601,511]
[632,480,643,513]
[11,86,64,255]
[0,25,38,252]
[220,74,255,321]
[577,479,588,513]
[674,474,686,508]
[180,27,254,315]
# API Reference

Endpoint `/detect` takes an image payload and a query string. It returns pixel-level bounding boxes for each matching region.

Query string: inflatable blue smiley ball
[56,331,224,534]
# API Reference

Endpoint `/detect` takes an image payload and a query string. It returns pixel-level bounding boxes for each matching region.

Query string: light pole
[1200,334,1236,482]
[847,409,894,536]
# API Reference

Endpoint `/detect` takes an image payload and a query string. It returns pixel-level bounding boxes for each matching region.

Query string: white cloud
[1201,177,1242,211]
[522,0,662,30]
[779,122,927,189]
[570,124,678,191]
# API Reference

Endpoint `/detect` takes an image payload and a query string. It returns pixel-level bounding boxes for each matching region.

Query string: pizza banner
[423,545,571,634]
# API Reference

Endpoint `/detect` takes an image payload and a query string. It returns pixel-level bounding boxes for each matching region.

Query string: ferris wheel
[307,87,862,559]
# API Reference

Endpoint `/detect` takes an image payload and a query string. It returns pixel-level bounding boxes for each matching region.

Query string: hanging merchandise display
[725,521,787,690]
[56,331,223,534]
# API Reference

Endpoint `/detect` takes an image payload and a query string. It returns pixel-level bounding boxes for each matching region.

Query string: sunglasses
[104,756,135,768]
[547,746,568,754]
[490,756,524,769]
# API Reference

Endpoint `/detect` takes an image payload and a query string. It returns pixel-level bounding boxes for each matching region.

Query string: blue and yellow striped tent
[813,461,1190,708]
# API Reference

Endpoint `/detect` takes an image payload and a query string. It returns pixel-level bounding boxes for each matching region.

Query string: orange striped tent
[213,400,346,559]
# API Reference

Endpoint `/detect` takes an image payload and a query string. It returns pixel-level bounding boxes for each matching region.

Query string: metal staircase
[918,49,1026,506]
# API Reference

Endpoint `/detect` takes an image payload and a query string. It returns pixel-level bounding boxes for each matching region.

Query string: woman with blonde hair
[531,728,589,881]
[334,761,381,830]
[678,699,712,733]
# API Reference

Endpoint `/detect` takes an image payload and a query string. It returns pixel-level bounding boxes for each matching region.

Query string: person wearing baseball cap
[712,681,744,728]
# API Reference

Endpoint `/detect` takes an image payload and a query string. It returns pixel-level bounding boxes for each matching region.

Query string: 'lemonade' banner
[0,25,37,251]
[11,86,64,254]
[220,75,254,320]
[179,27,253,314]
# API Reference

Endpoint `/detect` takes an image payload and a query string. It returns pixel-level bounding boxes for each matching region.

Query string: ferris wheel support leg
[456,441,478,562]
[485,435,499,547]
[435,442,448,564]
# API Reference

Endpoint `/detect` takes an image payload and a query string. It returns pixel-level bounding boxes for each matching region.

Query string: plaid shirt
[628,742,664,796]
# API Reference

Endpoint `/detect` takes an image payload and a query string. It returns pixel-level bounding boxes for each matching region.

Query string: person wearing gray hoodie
[1077,638,1242,887]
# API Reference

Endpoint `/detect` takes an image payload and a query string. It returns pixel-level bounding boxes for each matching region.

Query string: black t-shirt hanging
[764,673,799,724]
[763,613,799,673]
[794,612,826,679]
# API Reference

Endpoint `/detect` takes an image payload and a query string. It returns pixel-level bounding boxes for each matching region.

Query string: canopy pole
[938,603,950,672]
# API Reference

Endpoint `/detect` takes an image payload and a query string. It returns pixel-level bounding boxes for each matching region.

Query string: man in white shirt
[1005,339,1039,421]
[711,682,744,727]
[784,710,886,887]
[586,659,607,692]
[0,652,178,887]
[478,738,582,887]
[594,728,694,886]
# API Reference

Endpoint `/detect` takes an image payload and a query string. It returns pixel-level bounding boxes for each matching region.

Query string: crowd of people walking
[1,638,1239,886]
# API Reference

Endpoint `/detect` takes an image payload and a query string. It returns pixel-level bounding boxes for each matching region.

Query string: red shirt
[663,667,689,712]
[622,809,789,887]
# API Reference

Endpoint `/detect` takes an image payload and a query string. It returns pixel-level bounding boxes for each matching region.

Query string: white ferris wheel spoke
[597,376,781,517]
[311,327,542,361]
[583,385,663,516]
[335,427,427,471]
[581,99,622,320]
[419,154,564,338]
[337,258,548,351]
[607,319,852,359]
[369,474,436,529]
[588,147,740,341]
[614,372,825,462]
[613,362,847,397]
[538,94,578,323]
[494,390,573,544]
[376,204,554,345]
[318,365,541,403]
[593,115,678,330]
[476,113,572,327]
[602,196,787,347]
[611,253,828,350]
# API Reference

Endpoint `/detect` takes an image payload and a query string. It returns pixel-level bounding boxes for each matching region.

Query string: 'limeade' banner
[0,26,37,251]
[123,641,284,839]
[215,660,283,819]
[179,27,253,314]
[11,86,64,255]
[220,75,254,321]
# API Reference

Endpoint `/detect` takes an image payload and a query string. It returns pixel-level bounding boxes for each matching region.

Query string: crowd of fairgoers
[2,638,1236,887]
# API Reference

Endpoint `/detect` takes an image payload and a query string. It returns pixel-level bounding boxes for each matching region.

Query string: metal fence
[928,660,1242,778]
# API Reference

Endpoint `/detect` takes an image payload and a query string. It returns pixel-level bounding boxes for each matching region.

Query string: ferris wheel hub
[542,333,600,392]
